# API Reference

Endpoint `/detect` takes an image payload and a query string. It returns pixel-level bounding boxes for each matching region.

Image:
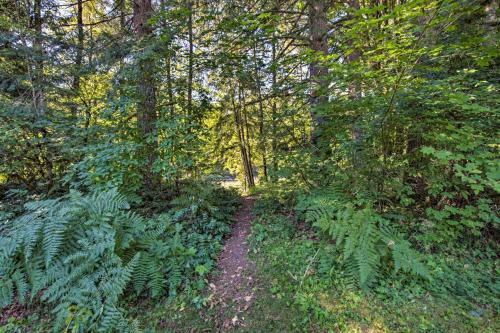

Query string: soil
[208,196,255,331]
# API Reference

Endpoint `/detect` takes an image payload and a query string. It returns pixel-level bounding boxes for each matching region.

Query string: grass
[129,296,215,332]
[121,196,500,332]
[2,191,498,333]
[241,205,499,333]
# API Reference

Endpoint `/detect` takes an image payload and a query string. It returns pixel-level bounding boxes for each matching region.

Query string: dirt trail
[209,196,255,330]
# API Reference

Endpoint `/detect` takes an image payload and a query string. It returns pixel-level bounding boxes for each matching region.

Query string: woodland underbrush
[0,181,240,332]
[245,183,499,332]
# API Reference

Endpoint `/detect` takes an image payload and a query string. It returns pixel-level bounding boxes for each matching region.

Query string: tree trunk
[161,0,175,119]
[33,0,44,117]
[166,55,175,118]
[186,0,194,116]
[231,87,254,189]
[307,0,329,147]
[270,36,278,180]
[32,0,53,192]
[72,0,84,117]
[132,0,157,188]
[253,40,268,181]
[347,0,363,168]
[241,89,255,184]
[118,0,126,29]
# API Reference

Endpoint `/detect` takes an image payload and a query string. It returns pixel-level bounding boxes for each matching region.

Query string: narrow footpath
[209,196,255,331]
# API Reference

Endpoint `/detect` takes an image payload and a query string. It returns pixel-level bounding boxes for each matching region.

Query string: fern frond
[300,190,429,289]
[0,184,238,332]
[0,279,14,307]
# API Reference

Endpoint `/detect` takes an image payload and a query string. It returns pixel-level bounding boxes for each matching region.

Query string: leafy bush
[0,185,237,332]
[249,215,296,252]
[417,140,499,245]
[65,139,144,203]
[170,181,239,225]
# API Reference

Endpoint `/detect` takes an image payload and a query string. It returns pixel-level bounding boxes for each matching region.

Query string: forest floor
[130,190,497,333]
[208,196,256,330]
[2,191,496,332]
[202,195,305,332]
[129,194,301,332]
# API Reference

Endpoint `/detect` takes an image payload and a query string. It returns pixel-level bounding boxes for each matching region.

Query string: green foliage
[248,196,499,332]
[65,138,144,202]
[0,185,237,332]
[297,191,428,289]
[1,0,498,330]
[0,190,141,331]
[249,215,296,251]
[417,123,499,244]
[250,181,297,216]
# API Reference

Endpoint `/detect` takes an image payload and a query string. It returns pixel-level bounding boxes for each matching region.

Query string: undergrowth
[0,182,239,332]
[246,185,499,332]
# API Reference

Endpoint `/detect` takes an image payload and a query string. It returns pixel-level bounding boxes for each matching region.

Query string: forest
[0,0,498,332]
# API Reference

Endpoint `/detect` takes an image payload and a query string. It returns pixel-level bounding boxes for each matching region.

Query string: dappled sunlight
[1,0,497,331]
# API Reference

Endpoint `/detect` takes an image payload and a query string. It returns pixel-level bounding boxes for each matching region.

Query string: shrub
[0,186,237,332]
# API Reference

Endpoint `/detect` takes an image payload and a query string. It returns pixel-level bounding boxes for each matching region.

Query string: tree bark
[347,0,363,168]
[72,0,84,117]
[241,88,255,184]
[253,40,268,181]
[186,0,194,116]
[118,0,126,29]
[161,0,175,118]
[31,0,54,192]
[270,35,278,180]
[166,55,175,118]
[232,87,254,189]
[132,0,157,188]
[307,0,329,146]
[33,0,44,117]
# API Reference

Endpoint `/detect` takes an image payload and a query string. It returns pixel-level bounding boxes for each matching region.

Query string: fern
[298,191,429,289]
[0,190,168,332]
[0,279,13,307]
[0,184,239,332]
